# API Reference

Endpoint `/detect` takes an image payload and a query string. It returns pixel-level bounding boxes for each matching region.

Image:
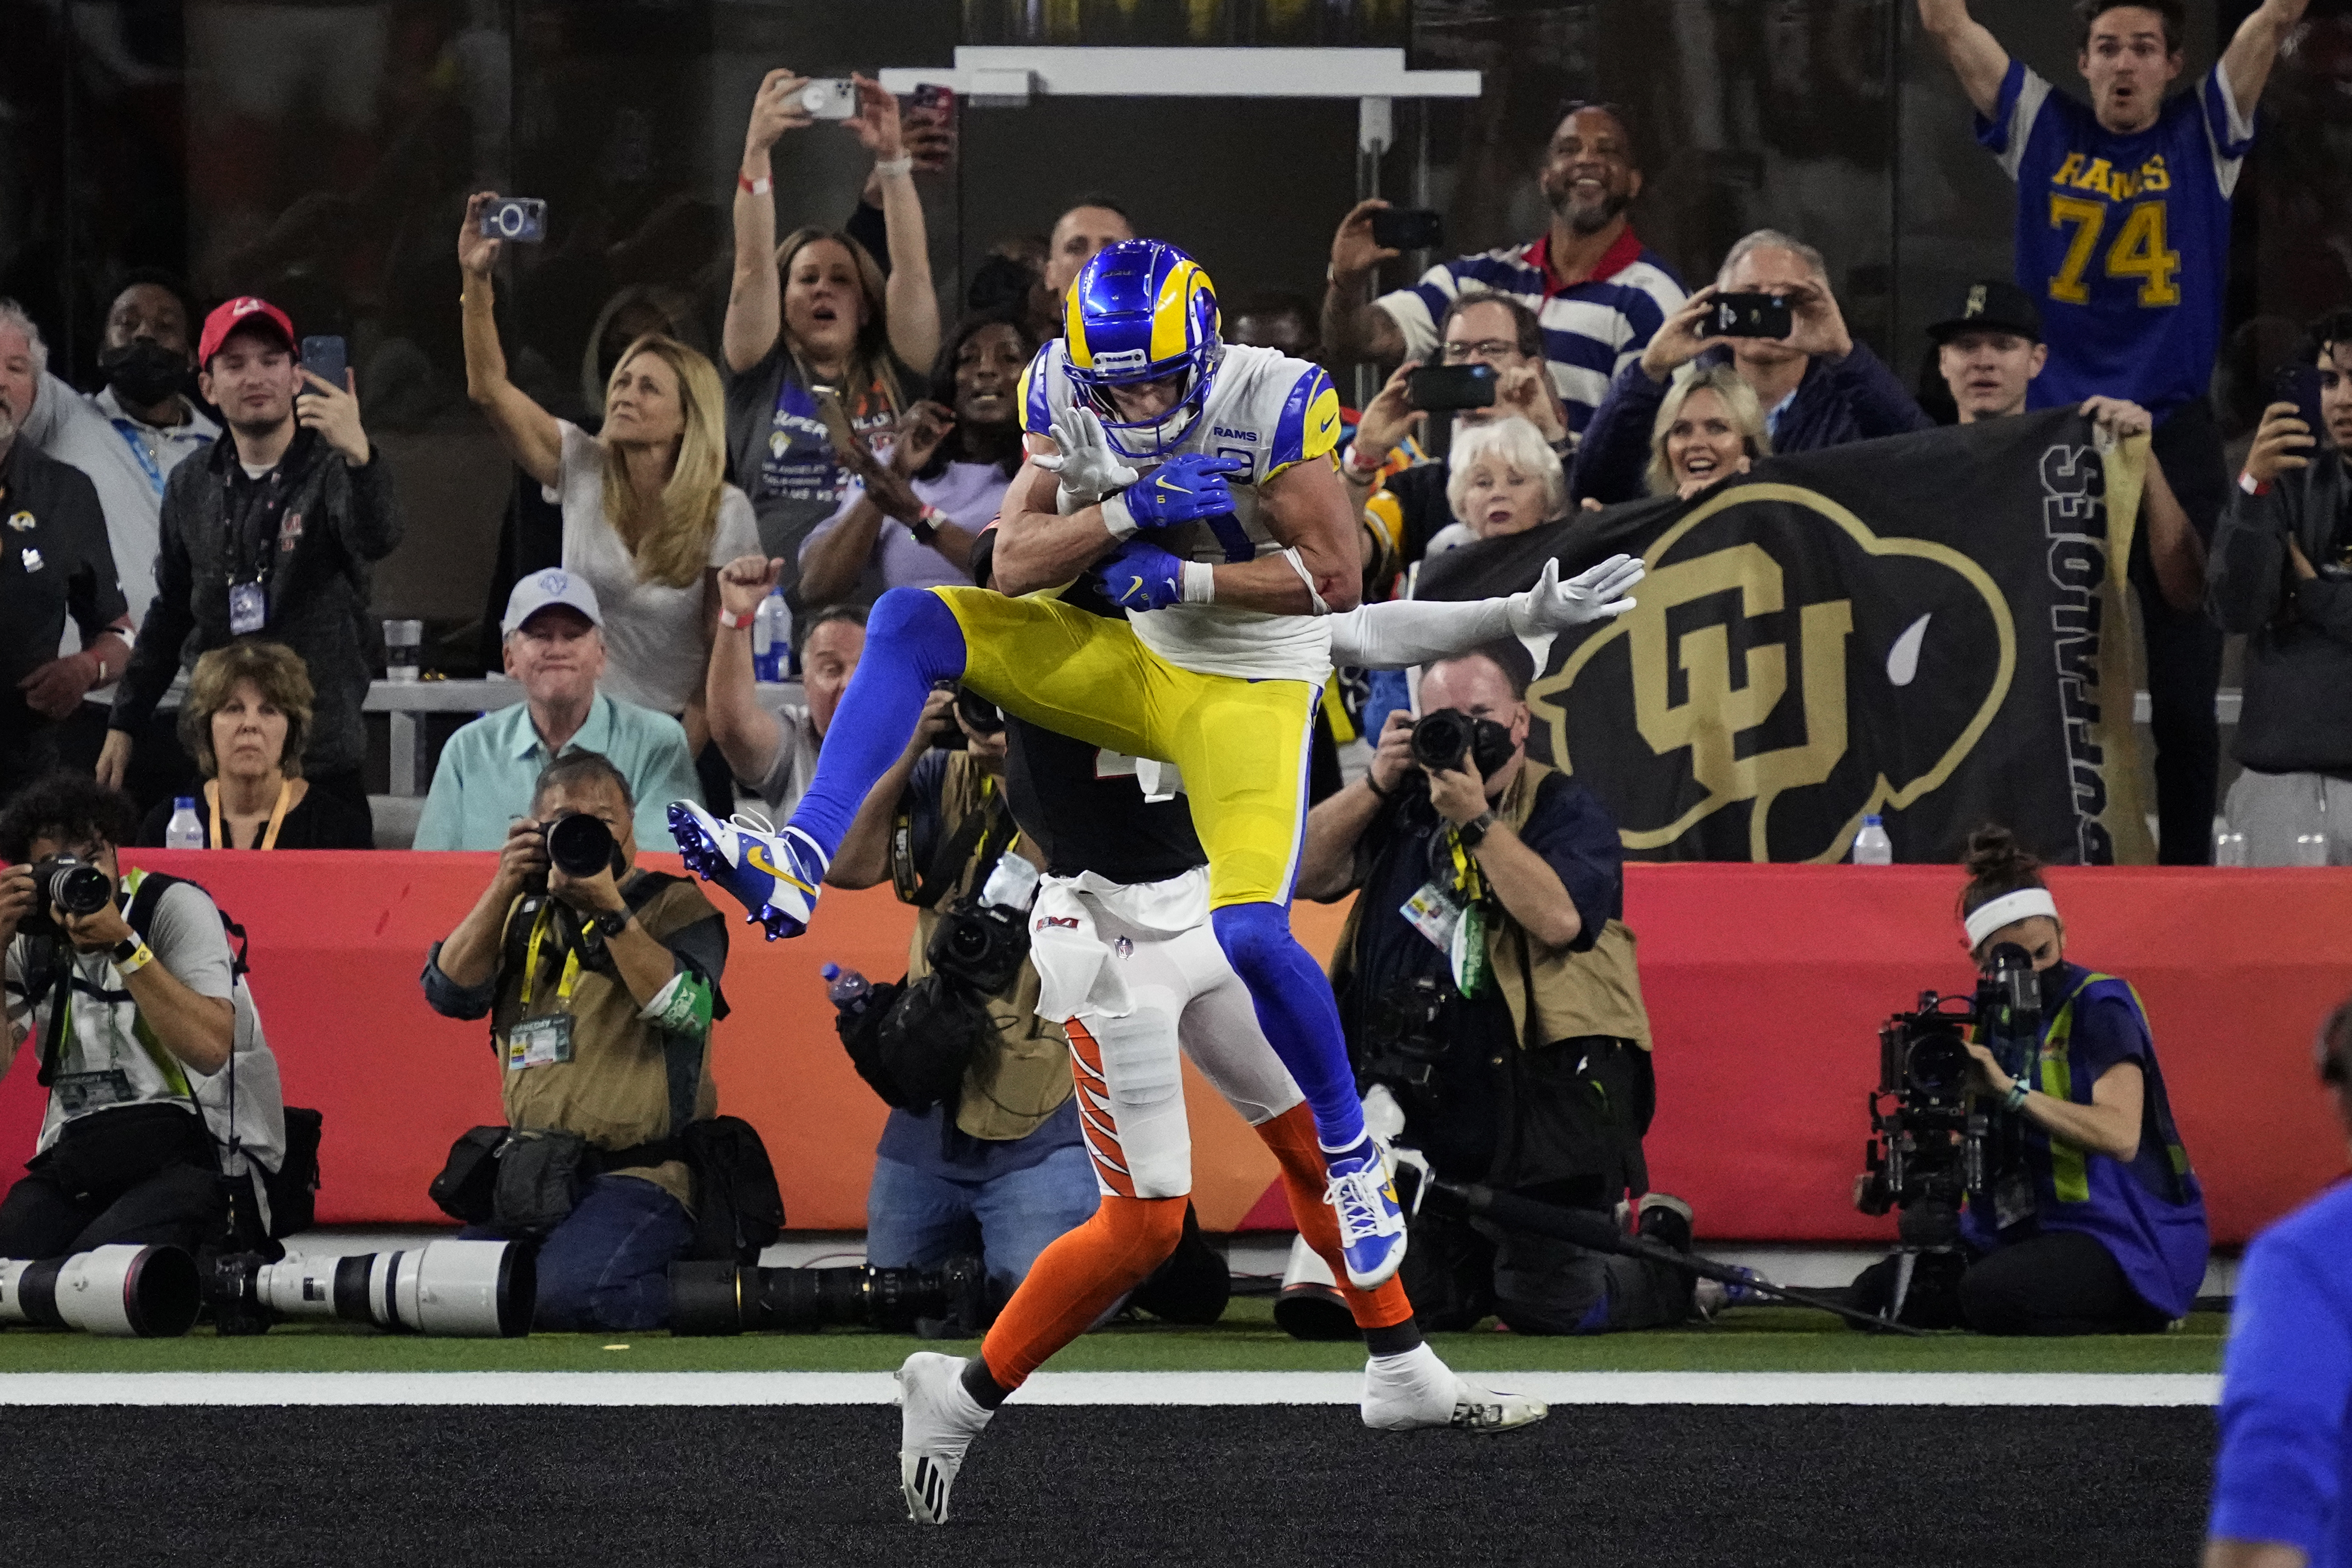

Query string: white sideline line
[0,1370,2220,1408]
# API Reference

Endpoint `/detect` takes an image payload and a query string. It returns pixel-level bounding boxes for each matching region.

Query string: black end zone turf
[6,1405,2212,1566]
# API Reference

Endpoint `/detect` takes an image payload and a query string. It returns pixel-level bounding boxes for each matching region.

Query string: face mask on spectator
[99,339,191,407]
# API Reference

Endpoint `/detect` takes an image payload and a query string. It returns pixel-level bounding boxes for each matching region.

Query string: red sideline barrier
[0,855,2344,1244]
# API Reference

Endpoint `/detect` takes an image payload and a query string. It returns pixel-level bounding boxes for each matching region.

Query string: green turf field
[0,1299,2227,1375]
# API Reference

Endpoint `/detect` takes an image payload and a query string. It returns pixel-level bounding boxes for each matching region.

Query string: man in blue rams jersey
[1920,0,2308,864]
[671,240,1430,1287]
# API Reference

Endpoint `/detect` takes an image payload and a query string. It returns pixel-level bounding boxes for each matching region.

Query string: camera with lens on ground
[202,1239,535,1337]
[1856,942,2042,1249]
[669,1253,987,1337]
[18,854,115,939]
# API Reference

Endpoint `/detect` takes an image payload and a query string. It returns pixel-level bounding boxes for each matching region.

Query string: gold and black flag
[1413,410,2153,865]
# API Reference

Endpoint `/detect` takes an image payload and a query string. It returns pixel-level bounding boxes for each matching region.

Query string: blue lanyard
[108,418,174,498]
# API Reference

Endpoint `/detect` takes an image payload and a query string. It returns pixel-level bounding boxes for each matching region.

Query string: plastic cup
[385,619,423,683]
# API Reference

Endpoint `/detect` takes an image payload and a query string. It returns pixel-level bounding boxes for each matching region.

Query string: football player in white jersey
[673,238,1424,1288]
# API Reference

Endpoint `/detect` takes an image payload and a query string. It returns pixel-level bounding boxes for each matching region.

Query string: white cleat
[1361,1343,1548,1433]
[897,1351,994,1526]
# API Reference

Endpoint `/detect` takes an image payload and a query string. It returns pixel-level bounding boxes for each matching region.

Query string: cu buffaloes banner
[1414,410,2155,865]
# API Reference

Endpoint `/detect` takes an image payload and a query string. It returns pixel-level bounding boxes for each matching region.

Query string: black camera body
[21,854,114,939]
[926,896,1028,997]
[1856,945,2042,1247]
[1360,973,1455,1088]
[543,811,619,878]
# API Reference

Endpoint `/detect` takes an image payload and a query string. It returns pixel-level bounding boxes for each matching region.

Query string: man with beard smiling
[1321,103,1685,435]
[15,275,218,806]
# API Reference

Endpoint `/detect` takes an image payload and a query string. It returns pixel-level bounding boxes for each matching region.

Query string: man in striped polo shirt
[1321,103,1686,436]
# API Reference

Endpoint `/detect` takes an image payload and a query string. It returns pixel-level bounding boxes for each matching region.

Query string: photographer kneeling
[1853,828,2209,1335]
[0,774,284,1260]
[825,687,1097,1310]
[1300,651,1687,1335]
[421,752,732,1332]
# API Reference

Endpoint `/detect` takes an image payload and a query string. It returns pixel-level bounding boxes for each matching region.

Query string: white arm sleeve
[1326,595,1516,672]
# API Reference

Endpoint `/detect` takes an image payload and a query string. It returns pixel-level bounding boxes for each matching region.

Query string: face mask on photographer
[97,339,191,409]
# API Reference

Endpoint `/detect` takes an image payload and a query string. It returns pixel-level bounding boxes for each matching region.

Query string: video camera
[1855,943,2041,1248]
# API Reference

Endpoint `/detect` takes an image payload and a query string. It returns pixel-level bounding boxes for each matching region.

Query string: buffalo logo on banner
[1413,411,2151,864]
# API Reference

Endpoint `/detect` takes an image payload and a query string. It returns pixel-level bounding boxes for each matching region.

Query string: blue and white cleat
[1324,1138,1409,1290]
[666,800,828,941]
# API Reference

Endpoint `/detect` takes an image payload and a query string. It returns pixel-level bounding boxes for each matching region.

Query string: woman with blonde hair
[1646,365,1772,500]
[460,195,759,748]
[136,641,372,848]
[724,69,940,587]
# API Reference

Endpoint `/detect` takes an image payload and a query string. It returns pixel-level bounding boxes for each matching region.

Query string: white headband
[1964,888,2060,949]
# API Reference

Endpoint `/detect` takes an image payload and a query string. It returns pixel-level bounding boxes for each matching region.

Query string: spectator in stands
[707,554,866,820]
[0,303,132,802]
[1645,365,1772,500]
[1347,294,1572,595]
[1919,0,2312,864]
[1041,199,1135,319]
[1323,103,1685,433]
[0,773,284,1260]
[1932,280,2205,613]
[134,641,371,849]
[2204,998,2352,1568]
[421,750,730,1332]
[14,274,218,805]
[825,687,1097,1309]
[796,312,1036,606]
[1300,651,1691,1335]
[100,296,399,834]
[2208,311,2352,865]
[1424,417,1568,558]
[724,68,939,586]
[461,193,759,770]
[1853,826,2208,1333]
[1572,230,1931,507]
[415,571,700,853]
[1229,292,1325,369]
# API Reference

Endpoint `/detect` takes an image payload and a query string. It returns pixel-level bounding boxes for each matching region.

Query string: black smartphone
[298,335,346,398]
[2274,363,2327,438]
[1371,207,1445,253]
[1708,291,1794,339]
[1406,363,1498,413]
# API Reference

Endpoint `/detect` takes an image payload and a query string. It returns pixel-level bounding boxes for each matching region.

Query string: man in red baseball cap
[100,294,402,825]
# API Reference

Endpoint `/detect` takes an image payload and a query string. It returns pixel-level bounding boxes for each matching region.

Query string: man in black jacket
[2208,310,2352,865]
[99,297,400,820]
[0,302,133,803]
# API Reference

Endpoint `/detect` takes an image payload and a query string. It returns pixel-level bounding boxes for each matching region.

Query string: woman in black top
[136,641,373,849]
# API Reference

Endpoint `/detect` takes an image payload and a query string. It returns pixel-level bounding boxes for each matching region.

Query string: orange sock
[979,1193,1186,1391]
[1257,1103,1415,1330]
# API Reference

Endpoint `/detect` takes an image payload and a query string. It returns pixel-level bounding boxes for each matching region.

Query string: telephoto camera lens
[544,811,616,878]
[668,1255,987,1337]
[24,856,115,934]
[0,1244,202,1337]
[1409,710,1474,773]
[207,1240,535,1336]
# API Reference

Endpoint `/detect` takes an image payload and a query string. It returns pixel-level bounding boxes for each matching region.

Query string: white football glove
[1034,404,1140,513]
[1505,554,1644,636]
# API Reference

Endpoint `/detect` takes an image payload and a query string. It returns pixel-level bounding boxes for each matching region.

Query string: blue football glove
[1102,453,1248,535]
[1092,539,1190,612]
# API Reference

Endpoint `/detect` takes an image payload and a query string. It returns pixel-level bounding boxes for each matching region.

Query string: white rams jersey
[1020,340,1344,685]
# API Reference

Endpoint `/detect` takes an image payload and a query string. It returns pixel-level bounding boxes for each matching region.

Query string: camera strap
[518,900,583,1010]
[31,936,72,1088]
[908,778,1016,912]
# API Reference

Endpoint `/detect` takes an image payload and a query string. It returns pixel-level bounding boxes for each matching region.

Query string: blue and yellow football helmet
[1062,239,1221,459]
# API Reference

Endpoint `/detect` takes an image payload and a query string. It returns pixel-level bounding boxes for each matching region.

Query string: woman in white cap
[1855,824,2210,1334]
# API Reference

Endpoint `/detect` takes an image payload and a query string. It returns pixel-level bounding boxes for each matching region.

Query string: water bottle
[821,962,871,1018]
[1851,813,1893,865]
[753,587,793,683]
[165,796,204,850]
